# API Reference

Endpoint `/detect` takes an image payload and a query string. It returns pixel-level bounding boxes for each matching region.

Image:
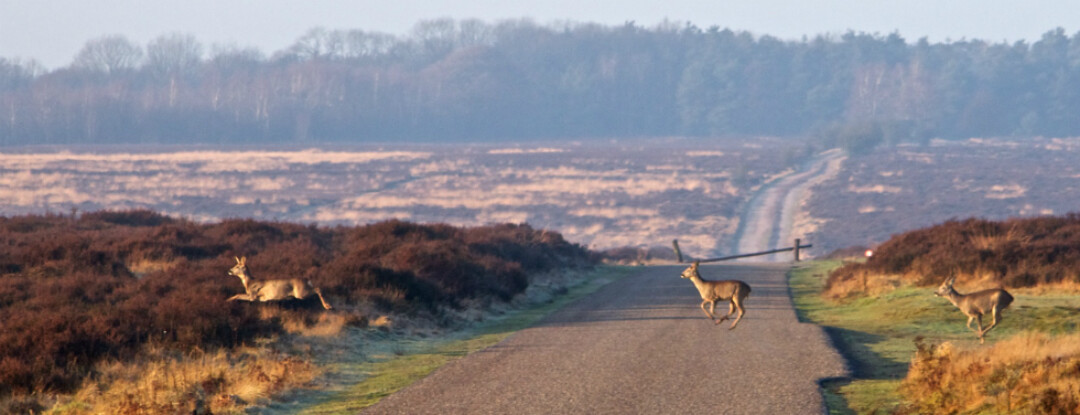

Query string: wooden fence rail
[672,238,812,263]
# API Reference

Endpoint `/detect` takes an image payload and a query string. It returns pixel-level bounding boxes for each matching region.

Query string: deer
[934,276,1013,344]
[227,256,333,310]
[680,261,752,330]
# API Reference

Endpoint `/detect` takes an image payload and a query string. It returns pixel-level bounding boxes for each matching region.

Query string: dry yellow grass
[901,332,1080,414]
[42,343,319,415]
[967,224,1032,251]
[257,307,357,337]
[36,306,359,414]
[823,270,905,300]
[1010,278,1080,295]
[125,259,178,278]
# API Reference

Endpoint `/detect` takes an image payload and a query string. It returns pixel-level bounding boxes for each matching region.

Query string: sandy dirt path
[732,150,845,261]
[363,263,848,414]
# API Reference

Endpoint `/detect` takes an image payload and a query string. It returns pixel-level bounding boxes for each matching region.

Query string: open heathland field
[0,211,595,413]
[0,139,806,259]
[5,136,1080,412]
[5,137,1079,261]
[805,138,1080,254]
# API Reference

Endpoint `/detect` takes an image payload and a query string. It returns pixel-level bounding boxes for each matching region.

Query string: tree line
[1,19,1078,145]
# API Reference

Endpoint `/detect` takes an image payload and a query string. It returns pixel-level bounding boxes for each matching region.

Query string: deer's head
[229,256,249,280]
[934,277,956,297]
[680,261,700,279]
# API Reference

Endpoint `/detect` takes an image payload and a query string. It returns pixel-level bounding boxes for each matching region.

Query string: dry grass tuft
[42,345,319,415]
[371,315,394,330]
[823,270,904,300]
[125,258,178,278]
[1010,271,1080,295]
[900,333,1080,414]
[967,223,1032,251]
[284,312,352,337]
[253,306,370,337]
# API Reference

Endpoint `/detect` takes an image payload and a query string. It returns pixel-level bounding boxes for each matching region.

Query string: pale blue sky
[3,0,1078,69]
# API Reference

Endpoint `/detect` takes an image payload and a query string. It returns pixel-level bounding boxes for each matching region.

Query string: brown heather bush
[0,211,591,403]
[825,214,1080,299]
[899,333,1080,414]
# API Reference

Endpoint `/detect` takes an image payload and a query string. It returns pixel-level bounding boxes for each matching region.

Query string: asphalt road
[363,263,849,414]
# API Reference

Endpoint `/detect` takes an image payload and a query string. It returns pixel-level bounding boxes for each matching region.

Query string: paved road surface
[364,263,848,414]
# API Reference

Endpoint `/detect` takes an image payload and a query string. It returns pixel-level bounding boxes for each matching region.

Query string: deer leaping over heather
[227,256,332,310]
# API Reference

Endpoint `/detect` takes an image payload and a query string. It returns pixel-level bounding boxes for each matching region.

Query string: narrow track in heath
[732,149,844,261]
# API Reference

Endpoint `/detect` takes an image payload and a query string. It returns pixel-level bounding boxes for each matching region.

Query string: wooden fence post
[794,238,801,262]
[672,239,683,263]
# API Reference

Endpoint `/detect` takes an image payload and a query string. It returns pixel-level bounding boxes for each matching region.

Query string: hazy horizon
[3,0,1079,70]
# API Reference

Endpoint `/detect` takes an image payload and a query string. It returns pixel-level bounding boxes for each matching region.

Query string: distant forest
[1,19,1078,145]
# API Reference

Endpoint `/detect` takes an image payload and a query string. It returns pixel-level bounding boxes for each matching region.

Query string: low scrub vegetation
[901,333,1080,414]
[0,210,591,410]
[792,261,1080,414]
[825,214,1080,299]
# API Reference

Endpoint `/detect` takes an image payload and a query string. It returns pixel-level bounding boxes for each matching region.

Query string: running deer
[680,261,752,330]
[227,256,333,310]
[934,277,1013,344]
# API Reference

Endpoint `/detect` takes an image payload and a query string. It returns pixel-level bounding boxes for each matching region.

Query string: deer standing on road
[227,256,333,310]
[680,261,752,330]
[934,277,1013,344]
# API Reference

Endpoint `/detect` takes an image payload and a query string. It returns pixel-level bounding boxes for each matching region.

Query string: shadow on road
[821,327,902,379]
[815,326,909,415]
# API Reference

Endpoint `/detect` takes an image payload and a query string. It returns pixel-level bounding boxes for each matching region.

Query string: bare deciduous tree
[342,30,396,60]
[145,33,203,79]
[72,34,143,74]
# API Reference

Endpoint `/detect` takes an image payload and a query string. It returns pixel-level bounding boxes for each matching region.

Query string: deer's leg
[700,300,716,321]
[974,314,986,343]
[227,293,253,302]
[966,315,976,332]
[716,300,734,323]
[728,295,746,330]
[313,287,333,310]
[981,308,1004,337]
[709,300,721,321]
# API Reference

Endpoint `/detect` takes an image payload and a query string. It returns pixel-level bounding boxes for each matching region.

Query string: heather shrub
[320,260,442,312]
[826,214,1080,298]
[0,213,67,234]
[899,333,1080,414]
[80,208,173,227]
[0,211,592,399]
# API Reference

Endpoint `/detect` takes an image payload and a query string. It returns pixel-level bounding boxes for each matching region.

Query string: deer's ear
[235,256,241,264]
[240,256,247,265]
[692,261,700,268]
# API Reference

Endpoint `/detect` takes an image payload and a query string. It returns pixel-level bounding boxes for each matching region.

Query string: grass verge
[275,265,639,414]
[789,260,1080,414]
